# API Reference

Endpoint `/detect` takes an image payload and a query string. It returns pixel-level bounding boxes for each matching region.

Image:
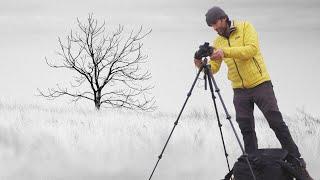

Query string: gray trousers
[233,81,301,157]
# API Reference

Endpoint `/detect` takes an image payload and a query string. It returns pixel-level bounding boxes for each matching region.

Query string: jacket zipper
[228,39,245,88]
[252,57,262,76]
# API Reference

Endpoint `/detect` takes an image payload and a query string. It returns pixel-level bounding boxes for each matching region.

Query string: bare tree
[38,14,155,111]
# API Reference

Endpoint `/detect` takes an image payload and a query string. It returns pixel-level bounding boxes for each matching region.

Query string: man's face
[211,18,227,35]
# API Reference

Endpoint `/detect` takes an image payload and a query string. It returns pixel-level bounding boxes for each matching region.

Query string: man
[194,6,313,180]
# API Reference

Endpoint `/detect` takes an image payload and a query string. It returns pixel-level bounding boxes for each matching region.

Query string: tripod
[148,58,256,180]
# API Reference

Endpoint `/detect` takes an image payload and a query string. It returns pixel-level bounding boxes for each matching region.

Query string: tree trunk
[94,91,102,110]
[95,102,101,110]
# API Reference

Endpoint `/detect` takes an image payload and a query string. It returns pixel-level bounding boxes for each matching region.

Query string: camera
[194,42,214,60]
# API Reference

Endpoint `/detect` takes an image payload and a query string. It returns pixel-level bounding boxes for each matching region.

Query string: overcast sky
[0,0,319,116]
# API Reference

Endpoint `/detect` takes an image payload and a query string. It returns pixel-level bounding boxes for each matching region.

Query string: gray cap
[205,6,228,26]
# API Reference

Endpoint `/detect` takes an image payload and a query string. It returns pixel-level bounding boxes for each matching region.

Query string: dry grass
[0,101,319,180]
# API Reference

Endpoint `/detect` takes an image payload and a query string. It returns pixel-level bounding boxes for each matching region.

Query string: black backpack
[224,148,293,180]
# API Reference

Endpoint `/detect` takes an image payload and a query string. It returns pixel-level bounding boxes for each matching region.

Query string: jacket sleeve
[209,59,222,74]
[210,40,222,74]
[221,22,259,60]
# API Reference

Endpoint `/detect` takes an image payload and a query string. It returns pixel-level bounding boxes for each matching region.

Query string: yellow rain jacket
[210,20,271,89]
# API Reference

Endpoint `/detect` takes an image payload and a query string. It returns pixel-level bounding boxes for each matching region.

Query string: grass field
[0,101,319,180]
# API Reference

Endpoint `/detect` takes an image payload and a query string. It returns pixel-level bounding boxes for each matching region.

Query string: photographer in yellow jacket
[194,6,313,180]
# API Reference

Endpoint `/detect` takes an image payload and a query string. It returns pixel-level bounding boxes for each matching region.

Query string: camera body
[194,42,214,60]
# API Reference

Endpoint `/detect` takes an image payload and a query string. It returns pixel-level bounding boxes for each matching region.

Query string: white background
[0,0,319,116]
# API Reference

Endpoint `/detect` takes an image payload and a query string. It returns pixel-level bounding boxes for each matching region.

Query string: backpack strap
[224,168,234,180]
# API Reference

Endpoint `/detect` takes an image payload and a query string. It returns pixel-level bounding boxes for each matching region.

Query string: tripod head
[201,58,210,90]
[194,42,214,76]
[194,57,212,90]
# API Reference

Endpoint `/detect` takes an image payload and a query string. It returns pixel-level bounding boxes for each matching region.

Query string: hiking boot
[277,157,313,180]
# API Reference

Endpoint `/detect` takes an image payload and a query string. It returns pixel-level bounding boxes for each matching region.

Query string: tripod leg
[204,65,231,172]
[206,65,246,154]
[205,64,257,180]
[148,64,204,180]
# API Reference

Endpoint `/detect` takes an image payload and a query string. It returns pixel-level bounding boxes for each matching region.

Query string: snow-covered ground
[0,101,319,180]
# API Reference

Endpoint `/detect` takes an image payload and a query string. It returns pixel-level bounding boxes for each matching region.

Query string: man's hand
[211,48,224,60]
[194,58,203,69]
